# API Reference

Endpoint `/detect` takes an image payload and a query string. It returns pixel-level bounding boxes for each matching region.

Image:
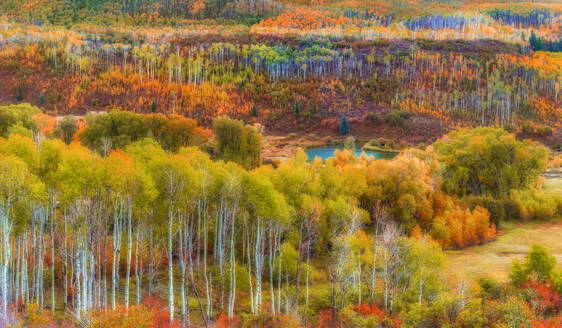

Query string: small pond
[305,147,397,161]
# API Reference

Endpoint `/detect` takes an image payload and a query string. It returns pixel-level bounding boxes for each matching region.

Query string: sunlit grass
[543,177,562,195]
[446,216,562,281]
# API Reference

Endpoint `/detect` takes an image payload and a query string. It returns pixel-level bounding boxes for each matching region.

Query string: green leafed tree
[434,127,548,198]
[213,116,262,168]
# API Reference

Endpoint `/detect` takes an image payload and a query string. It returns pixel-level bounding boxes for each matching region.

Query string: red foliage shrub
[531,316,562,328]
[314,309,337,328]
[524,282,562,316]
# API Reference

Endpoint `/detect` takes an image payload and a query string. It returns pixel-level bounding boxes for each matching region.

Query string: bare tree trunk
[125,202,132,310]
[168,207,175,323]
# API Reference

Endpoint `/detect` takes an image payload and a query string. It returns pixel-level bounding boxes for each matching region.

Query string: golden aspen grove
[0,0,560,327]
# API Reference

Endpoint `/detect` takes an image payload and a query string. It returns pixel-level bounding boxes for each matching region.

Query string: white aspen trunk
[148,228,154,297]
[76,246,81,320]
[89,248,94,311]
[112,201,122,310]
[371,223,378,301]
[228,205,237,318]
[168,207,174,323]
[51,206,56,314]
[358,256,362,305]
[125,202,132,310]
[63,214,68,310]
[138,229,144,304]
[15,238,19,309]
[1,211,12,319]
[185,223,192,328]
[179,224,186,326]
[196,201,201,269]
[81,244,87,314]
[23,233,29,305]
[254,220,263,312]
[247,222,254,314]
[40,212,45,310]
[277,238,282,314]
[306,241,310,306]
[384,249,388,310]
[204,209,211,318]
[135,227,140,306]
[70,244,74,310]
[269,227,276,315]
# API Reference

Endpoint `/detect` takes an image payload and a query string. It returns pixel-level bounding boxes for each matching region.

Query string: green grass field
[446,217,562,281]
[543,177,562,195]
[446,177,562,281]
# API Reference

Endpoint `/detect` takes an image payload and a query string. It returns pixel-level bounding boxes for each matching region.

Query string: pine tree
[251,104,257,117]
[16,87,22,101]
[294,101,300,117]
[339,114,349,135]
[529,30,537,51]
[536,37,543,51]
[151,101,156,113]
[39,91,45,105]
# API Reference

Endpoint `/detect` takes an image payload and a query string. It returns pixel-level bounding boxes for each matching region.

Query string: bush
[56,116,77,144]
[503,124,515,133]
[365,139,380,148]
[23,303,54,328]
[554,271,562,294]
[377,138,388,147]
[213,115,262,168]
[430,205,495,249]
[80,111,207,154]
[91,304,154,328]
[363,76,400,105]
[477,276,504,300]
[511,189,561,220]
[0,103,39,137]
[510,244,557,285]
[384,109,411,128]
[464,196,520,224]
[493,296,533,328]
[344,136,356,152]
[521,121,553,137]
[8,124,33,137]
[363,112,384,125]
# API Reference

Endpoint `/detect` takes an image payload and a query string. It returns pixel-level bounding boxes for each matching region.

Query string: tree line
[2,22,560,128]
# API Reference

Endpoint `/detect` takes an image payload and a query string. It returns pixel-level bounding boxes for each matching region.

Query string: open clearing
[543,176,562,195]
[446,217,562,281]
[447,177,562,281]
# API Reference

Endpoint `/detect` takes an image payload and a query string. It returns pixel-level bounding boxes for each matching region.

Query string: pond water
[305,147,397,161]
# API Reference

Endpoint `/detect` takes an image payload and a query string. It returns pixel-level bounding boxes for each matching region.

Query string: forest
[0,0,561,327]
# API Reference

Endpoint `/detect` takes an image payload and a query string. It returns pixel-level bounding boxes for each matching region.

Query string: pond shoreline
[261,134,403,164]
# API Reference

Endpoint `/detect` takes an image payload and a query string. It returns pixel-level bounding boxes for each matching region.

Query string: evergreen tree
[536,37,543,51]
[151,101,156,113]
[294,101,300,116]
[251,104,257,116]
[16,87,22,101]
[39,91,45,105]
[339,114,350,135]
[529,30,538,50]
